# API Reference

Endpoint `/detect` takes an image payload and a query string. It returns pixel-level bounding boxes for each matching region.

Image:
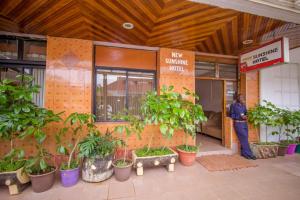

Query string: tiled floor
[1,155,300,200]
[197,133,228,152]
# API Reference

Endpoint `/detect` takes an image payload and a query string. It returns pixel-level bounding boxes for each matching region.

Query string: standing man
[230,94,256,160]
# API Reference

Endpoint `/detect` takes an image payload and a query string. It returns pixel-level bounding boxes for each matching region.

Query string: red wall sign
[239,37,290,73]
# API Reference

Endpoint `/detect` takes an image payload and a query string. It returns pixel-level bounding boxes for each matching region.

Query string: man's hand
[241,115,248,120]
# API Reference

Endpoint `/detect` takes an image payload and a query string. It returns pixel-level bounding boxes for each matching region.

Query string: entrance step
[196,149,234,157]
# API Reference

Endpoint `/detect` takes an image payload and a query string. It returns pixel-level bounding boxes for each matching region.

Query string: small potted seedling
[56,113,94,187]
[176,88,207,166]
[113,113,143,181]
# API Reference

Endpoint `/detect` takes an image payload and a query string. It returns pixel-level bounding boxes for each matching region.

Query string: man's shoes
[242,155,251,159]
[250,156,257,160]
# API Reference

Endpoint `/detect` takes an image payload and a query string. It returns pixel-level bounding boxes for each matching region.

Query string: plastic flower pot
[28,167,57,193]
[60,167,80,187]
[286,144,297,155]
[277,145,288,156]
[112,160,133,182]
[296,144,300,154]
[176,148,197,166]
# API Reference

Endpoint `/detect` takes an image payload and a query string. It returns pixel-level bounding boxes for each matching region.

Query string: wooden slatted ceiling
[0,0,296,55]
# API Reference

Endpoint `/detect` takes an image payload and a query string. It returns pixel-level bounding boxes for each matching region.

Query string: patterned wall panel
[42,36,93,153]
[157,48,196,146]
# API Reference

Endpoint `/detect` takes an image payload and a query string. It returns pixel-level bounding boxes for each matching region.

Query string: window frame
[0,35,46,68]
[93,66,157,122]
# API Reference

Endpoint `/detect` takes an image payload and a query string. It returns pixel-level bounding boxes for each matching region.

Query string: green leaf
[39,159,47,171]
[160,124,168,135]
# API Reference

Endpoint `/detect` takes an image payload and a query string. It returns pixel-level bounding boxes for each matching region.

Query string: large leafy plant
[56,113,95,170]
[141,85,207,152]
[284,110,300,142]
[0,149,25,172]
[248,100,278,143]
[23,108,62,175]
[78,129,118,159]
[0,75,61,172]
[248,100,300,144]
[0,75,39,150]
[176,87,207,151]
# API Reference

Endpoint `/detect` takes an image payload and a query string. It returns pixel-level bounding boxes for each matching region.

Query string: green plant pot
[296,144,300,154]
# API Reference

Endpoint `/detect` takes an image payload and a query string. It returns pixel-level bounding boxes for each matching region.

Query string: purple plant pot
[60,167,80,187]
[286,144,297,155]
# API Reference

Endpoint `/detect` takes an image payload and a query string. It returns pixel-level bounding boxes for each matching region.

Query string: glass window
[95,68,155,121]
[0,67,45,107]
[128,71,155,116]
[195,62,215,77]
[0,39,18,60]
[219,64,237,79]
[23,40,46,61]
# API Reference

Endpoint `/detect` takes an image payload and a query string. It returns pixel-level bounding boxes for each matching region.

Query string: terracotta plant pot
[28,167,57,193]
[60,167,80,187]
[286,144,297,155]
[296,144,300,153]
[177,148,197,166]
[277,145,288,156]
[112,160,133,182]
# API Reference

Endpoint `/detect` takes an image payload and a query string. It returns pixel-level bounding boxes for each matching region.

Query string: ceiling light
[243,39,253,45]
[122,22,134,30]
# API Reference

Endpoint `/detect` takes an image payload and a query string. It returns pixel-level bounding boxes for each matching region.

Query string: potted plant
[78,128,117,182]
[247,101,279,159]
[130,85,186,175]
[176,88,207,166]
[283,110,299,155]
[0,75,43,194]
[113,113,143,181]
[0,149,29,195]
[56,113,94,187]
[23,108,62,193]
[271,108,289,156]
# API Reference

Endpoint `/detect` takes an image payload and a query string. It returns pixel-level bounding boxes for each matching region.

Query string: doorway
[195,79,226,152]
[194,61,238,154]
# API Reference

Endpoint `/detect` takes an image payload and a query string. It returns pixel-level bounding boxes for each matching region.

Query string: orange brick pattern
[157,48,196,146]
[0,38,197,157]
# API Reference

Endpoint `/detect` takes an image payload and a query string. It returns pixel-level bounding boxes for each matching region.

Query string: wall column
[157,48,196,146]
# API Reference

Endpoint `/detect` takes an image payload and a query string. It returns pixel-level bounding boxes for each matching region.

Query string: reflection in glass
[0,39,18,59]
[219,64,237,79]
[95,69,155,121]
[96,70,127,121]
[195,62,215,77]
[128,71,155,116]
[23,40,46,61]
[0,67,45,107]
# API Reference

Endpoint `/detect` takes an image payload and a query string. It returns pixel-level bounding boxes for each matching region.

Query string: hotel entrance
[195,62,238,155]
